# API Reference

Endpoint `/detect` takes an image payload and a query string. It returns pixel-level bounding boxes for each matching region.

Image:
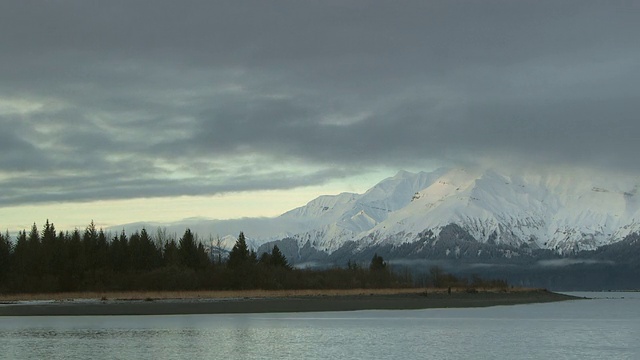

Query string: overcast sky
[1,1,639,231]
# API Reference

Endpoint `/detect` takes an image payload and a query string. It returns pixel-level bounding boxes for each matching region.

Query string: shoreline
[0,289,579,316]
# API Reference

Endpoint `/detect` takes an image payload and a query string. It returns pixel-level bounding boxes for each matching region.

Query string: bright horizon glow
[0,169,394,233]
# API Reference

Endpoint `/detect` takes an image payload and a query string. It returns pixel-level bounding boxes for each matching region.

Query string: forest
[0,220,507,294]
[0,220,413,293]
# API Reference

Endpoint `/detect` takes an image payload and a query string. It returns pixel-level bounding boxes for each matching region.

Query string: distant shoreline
[0,288,578,316]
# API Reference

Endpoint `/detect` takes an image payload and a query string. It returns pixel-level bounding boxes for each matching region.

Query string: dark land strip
[0,290,579,316]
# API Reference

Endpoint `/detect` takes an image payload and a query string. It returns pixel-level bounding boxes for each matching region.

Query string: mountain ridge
[112,167,640,256]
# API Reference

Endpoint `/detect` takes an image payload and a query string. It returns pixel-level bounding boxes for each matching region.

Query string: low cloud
[537,259,616,267]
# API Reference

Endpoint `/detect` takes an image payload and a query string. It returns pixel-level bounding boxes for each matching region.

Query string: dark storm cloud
[0,126,51,171]
[1,0,639,206]
[0,166,346,206]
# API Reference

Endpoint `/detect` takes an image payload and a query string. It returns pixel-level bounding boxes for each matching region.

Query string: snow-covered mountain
[263,167,639,255]
[353,168,640,254]
[115,168,640,256]
[274,168,449,252]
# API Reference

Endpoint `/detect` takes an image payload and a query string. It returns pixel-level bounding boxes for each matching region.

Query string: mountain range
[113,167,640,289]
[117,167,638,254]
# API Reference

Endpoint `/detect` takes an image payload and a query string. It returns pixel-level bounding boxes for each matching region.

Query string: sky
[1,1,639,232]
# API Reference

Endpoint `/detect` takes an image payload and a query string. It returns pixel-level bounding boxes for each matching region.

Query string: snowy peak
[358,168,640,253]
[273,167,640,254]
[120,168,640,257]
[281,192,359,221]
[279,168,448,235]
[361,168,449,210]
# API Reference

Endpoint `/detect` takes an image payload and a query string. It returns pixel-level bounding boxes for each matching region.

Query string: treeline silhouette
[0,220,413,294]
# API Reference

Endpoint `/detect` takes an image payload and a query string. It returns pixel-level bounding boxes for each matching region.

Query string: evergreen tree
[270,245,291,269]
[28,223,40,244]
[369,253,387,271]
[27,223,44,275]
[84,220,98,242]
[259,251,271,265]
[196,243,210,270]
[163,238,180,267]
[227,232,258,289]
[227,232,250,269]
[179,228,201,269]
[11,230,28,277]
[57,229,85,291]
[110,230,130,272]
[0,231,11,283]
[50,230,67,278]
[42,220,56,243]
[96,228,109,270]
[41,220,62,277]
[128,231,142,270]
[138,228,161,270]
[83,221,100,273]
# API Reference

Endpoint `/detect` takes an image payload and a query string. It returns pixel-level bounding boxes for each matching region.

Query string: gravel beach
[0,289,578,316]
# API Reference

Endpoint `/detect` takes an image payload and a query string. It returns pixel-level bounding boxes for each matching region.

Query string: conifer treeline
[0,220,410,293]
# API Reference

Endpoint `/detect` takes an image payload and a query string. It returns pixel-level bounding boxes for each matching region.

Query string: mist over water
[1,292,639,359]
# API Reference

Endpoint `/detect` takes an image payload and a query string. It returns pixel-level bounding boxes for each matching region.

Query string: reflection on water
[1,292,639,360]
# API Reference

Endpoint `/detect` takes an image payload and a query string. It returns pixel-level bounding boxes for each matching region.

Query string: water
[1,292,639,359]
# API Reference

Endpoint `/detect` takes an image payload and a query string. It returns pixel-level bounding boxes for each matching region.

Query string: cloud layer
[2,0,639,206]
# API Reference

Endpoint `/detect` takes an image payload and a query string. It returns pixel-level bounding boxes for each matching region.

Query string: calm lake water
[1,292,639,360]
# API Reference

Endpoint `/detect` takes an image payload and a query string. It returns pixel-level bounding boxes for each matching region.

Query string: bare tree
[213,235,226,265]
